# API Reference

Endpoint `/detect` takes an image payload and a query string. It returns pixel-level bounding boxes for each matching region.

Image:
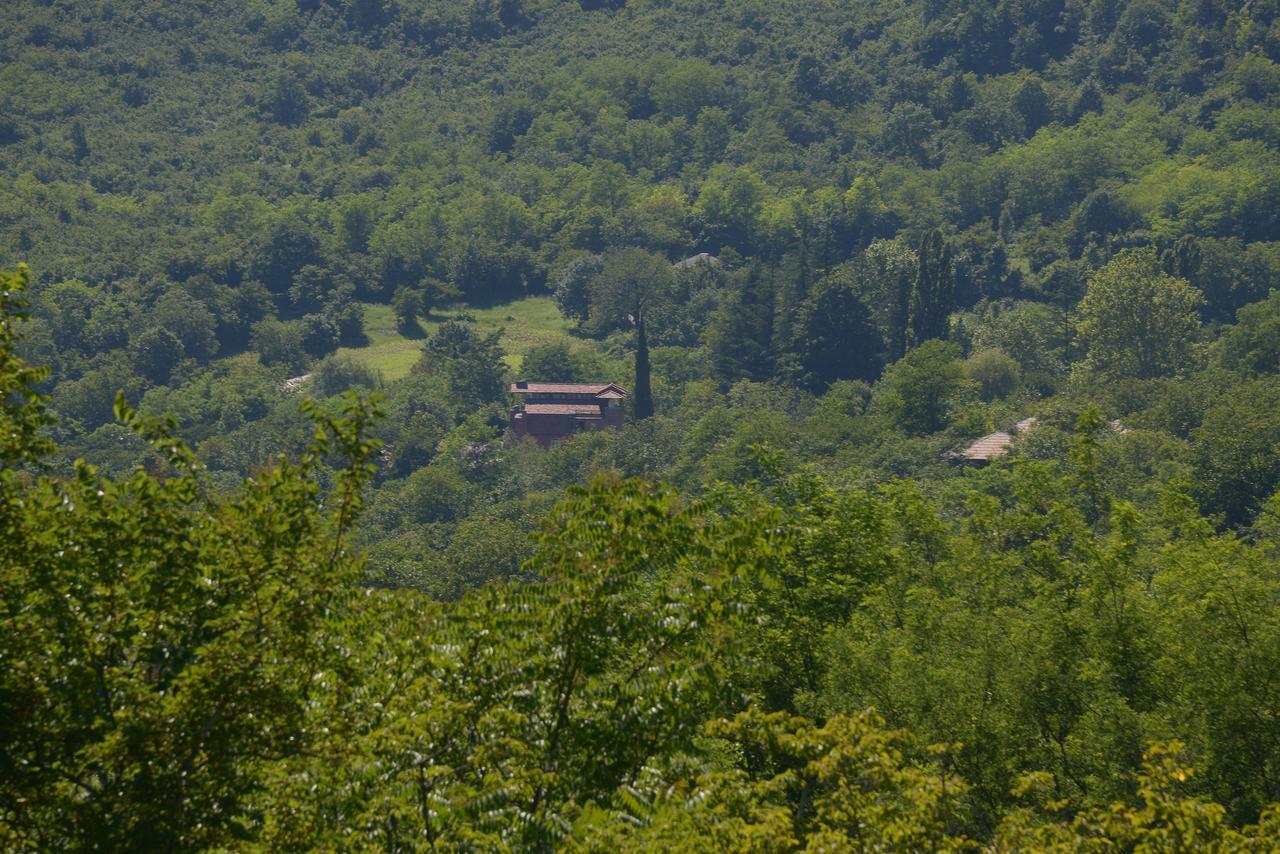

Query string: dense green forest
[6,0,1280,847]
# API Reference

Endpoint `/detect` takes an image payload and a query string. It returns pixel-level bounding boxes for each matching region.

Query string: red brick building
[508,381,628,448]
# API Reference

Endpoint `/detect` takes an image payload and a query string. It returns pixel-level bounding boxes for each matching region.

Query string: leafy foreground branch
[2,268,383,849]
[3,260,1280,849]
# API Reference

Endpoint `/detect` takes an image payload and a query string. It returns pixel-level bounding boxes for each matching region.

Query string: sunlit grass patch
[338,297,583,381]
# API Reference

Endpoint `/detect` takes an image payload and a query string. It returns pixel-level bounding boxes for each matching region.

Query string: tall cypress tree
[633,309,654,420]
[69,120,90,163]
[908,229,953,348]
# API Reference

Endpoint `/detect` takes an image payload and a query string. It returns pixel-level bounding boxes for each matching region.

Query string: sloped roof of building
[510,381,629,397]
[961,431,1015,461]
[674,252,720,269]
[523,403,605,417]
[947,417,1038,463]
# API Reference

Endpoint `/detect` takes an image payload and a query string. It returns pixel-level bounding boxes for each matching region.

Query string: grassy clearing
[337,297,583,382]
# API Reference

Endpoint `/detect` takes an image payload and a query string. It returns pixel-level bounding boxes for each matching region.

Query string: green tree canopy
[797,273,884,389]
[414,319,507,410]
[2,265,383,848]
[1075,248,1204,381]
[1219,289,1280,375]
[584,247,674,338]
[874,340,970,435]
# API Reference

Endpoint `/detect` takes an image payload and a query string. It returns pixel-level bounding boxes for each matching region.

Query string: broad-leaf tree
[1075,248,1204,380]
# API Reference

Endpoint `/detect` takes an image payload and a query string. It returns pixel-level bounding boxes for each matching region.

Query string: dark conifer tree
[1012,78,1053,136]
[1071,78,1105,120]
[890,259,912,361]
[775,253,811,361]
[69,120,89,163]
[633,309,654,420]
[706,267,776,384]
[908,229,953,348]
[797,279,883,389]
[1075,189,1124,240]
[1161,235,1202,281]
[943,73,973,112]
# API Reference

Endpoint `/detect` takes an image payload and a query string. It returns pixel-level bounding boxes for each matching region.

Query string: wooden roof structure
[510,381,629,397]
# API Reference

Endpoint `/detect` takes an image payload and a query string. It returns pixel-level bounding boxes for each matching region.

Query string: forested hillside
[5,0,1280,848]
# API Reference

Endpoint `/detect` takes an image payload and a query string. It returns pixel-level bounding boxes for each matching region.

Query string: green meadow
[337,297,581,381]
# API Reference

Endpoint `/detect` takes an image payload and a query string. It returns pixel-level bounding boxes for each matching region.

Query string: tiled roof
[674,252,720,268]
[510,381,628,397]
[947,417,1037,463]
[961,431,1014,460]
[523,403,605,416]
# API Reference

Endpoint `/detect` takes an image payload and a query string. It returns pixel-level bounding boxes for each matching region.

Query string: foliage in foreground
[2,268,384,848]
[4,262,1280,848]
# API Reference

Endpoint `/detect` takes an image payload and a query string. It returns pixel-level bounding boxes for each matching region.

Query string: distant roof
[280,373,312,393]
[510,381,628,397]
[524,403,605,417]
[674,252,720,269]
[947,417,1037,464]
[959,431,1014,461]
